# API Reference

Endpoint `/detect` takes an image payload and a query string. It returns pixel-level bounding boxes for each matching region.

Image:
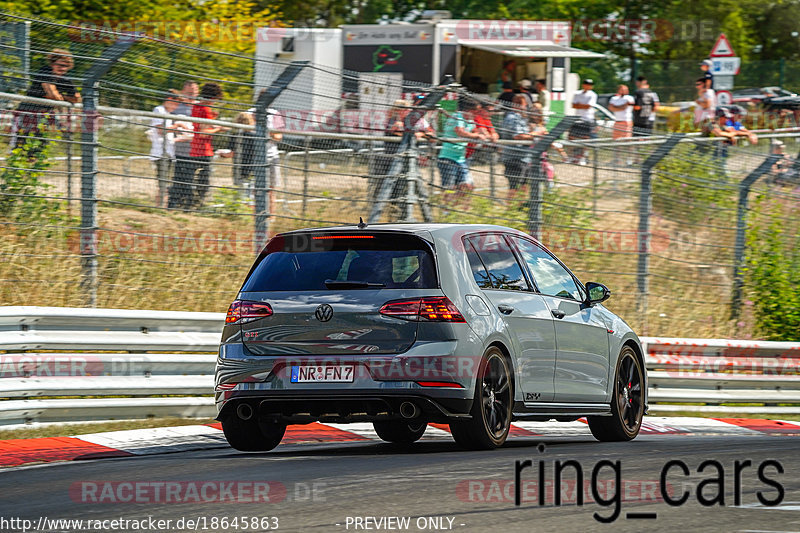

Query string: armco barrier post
[637,134,683,333]
[526,116,576,241]
[731,153,779,319]
[253,61,307,252]
[80,36,137,307]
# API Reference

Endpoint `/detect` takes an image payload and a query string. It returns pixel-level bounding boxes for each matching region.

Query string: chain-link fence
[1,12,799,340]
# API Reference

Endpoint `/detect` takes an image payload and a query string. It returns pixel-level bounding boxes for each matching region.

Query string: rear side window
[464,234,528,291]
[242,233,437,291]
[465,240,492,289]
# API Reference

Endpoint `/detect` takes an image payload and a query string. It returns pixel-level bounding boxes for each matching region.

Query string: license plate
[290,365,355,383]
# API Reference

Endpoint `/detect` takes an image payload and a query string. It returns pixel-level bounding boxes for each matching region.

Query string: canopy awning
[459,40,605,59]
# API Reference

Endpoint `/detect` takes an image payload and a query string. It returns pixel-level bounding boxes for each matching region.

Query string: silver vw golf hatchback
[215,224,646,451]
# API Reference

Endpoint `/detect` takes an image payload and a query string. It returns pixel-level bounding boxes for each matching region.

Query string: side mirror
[585,282,611,306]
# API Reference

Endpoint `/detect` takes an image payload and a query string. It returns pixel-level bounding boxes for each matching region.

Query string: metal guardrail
[1,307,798,426]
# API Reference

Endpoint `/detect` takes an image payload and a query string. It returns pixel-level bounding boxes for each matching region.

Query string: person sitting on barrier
[725,105,758,145]
[710,107,736,164]
[12,48,81,154]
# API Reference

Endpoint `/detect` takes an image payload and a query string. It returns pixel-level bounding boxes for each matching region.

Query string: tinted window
[465,240,492,289]
[465,234,528,291]
[509,236,583,301]
[242,233,437,291]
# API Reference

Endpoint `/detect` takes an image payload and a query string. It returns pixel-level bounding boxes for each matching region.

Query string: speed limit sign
[716,90,732,106]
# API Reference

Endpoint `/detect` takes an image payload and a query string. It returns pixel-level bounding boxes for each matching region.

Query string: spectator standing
[700,59,714,90]
[13,49,81,152]
[569,79,597,165]
[535,79,550,115]
[223,111,257,190]
[529,102,557,189]
[146,95,180,206]
[497,59,516,89]
[500,94,534,199]
[167,80,199,209]
[188,82,226,208]
[633,76,659,136]
[497,81,515,109]
[264,107,285,218]
[517,79,536,107]
[693,77,716,129]
[608,85,635,165]
[438,99,487,208]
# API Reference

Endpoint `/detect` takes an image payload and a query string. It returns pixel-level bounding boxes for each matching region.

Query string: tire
[222,414,286,452]
[587,346,644,442]
[373,420,427,444]
[450,347,513,450]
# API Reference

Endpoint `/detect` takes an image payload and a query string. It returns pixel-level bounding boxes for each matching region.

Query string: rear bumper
[215,339,481,423]
[215,389,473,424]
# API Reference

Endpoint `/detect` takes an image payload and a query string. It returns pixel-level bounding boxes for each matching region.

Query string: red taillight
[416,381,465,388]
[379,297,466,323]
[225,300,273,324]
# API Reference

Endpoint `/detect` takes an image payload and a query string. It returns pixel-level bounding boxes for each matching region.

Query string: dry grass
[0,151,767,339]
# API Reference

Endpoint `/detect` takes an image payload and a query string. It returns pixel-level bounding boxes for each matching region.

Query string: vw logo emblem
[315,304,333,322]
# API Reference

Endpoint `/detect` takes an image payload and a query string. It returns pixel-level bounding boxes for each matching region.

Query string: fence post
[591,146,598,216]
[368,87,445,223]
[526,116,576,240]
[302,136,310,218]
[402,148,417,222]
[731,153,779,319]
[65,110,73,217]
[636,134,683,332]
[80,37,136,307]
[252,61,307,253]
[489,149,496,199]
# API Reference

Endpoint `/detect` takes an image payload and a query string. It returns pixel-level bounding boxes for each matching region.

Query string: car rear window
[241,232,438,291]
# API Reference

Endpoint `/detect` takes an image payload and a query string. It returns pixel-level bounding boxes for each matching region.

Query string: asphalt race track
[1,421,799,533]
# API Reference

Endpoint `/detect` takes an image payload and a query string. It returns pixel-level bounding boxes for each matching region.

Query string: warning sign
[710,33,735,57]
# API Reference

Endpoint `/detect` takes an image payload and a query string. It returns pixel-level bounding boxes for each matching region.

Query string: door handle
[551,309,566,319]
[497,305,514,315]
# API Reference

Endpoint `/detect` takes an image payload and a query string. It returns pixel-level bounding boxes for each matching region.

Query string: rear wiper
[324,279,386,289]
